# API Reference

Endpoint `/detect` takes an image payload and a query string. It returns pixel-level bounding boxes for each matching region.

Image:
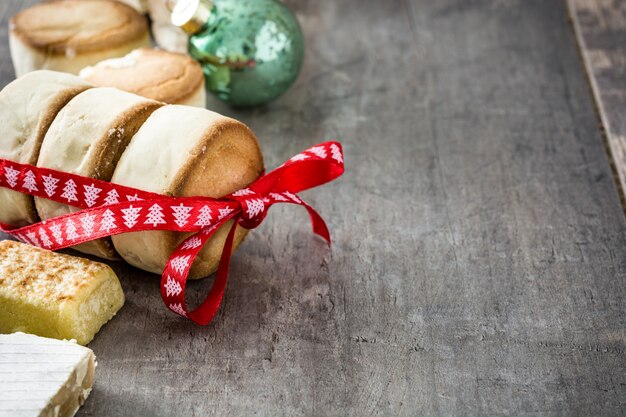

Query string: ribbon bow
[0,142,344,325]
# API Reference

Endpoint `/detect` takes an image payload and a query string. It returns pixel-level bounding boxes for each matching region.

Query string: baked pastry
[0,240,124,345]
[0,70,91,228]
[0,332,96,417]
[35,87,162,259]
[111,105,264,279]
[9,0,150,76]
[147,0,188,53]
[80,48,206,107]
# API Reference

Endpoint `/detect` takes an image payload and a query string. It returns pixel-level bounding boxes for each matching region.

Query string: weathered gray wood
[1,0,625,416]
[568,0,626,208]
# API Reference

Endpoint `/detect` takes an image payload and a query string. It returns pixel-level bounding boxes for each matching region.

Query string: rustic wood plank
[568,0,626,207]
[0,0,625,416]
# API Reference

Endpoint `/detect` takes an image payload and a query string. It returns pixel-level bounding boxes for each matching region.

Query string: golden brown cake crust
[80,100,163,182]
[19,85,91,223]
[69,98,163,259]
[10,0,149,55]
[0,241,125,345]
[81,48,205,104]
[0,240,107,303]
[167,118,264,278]
[170,119,264,199]
[0,75,91,225]
[35,88,163,260]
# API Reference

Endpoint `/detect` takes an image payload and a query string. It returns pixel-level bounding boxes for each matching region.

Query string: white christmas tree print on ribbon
[100,209,117,232]
[290,153,310,162]
[39,228,53,248]
[22,170,38,192]
[169,255,191,275]
[195,205,213,227]
[330,143,343,164]
[270,192,289,202]
[49,223,64,244]
[104,189,120,205]
[4,166,18,188]
[201,224,219,235]
[308,145,327,159]
[80,214,96,237]
[283,191,301,203]
[42,174,60,197]
[171,204,193,228]
[181,236,202,250]
[245,199,265,219]
[164,275,182,297]
[65,219,79,241]
[169,303,187,317]
[121,205,142,228]
[126,193,143,202]
[231,188,254,196]
[145,203,166,227]
[83,184,102,207]
[26,231,40,247]
[218,207,234,220]
[60,179,78,203]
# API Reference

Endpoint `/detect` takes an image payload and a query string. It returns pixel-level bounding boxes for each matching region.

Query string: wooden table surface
[1,0,626,416]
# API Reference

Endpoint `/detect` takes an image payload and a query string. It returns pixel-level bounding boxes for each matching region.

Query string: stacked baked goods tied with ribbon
[0,69,260,279]
[0,70,344,331]
[0,4,342,416]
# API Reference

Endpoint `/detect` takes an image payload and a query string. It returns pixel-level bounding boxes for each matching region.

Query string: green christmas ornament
[171,0,305,107]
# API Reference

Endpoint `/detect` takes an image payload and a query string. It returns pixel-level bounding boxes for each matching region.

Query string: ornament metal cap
[171,0,213,35]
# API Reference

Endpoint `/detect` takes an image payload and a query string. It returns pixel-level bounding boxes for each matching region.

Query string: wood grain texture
[568,0,626,207]
[1,0,625,416]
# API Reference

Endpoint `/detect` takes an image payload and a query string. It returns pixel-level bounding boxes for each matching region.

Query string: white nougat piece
[0,332,96,417]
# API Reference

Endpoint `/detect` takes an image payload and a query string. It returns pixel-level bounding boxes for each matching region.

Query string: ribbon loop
[228,187,268,229]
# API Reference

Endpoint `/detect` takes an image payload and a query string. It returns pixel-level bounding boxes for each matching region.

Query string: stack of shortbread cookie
[9,0,202,106]
[0,70,264,278]
[9,0,151,76]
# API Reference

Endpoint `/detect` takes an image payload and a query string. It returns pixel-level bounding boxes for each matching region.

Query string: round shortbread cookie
[80,48,205,107]
[110,105,264,279]
[0,70,92,228]
[9,0,150,76]
[35,87,162,259]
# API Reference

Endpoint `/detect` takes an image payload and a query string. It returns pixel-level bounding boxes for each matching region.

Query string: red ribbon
[0,142,344,325]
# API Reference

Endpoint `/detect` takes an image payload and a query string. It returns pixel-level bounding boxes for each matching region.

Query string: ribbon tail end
[304,205,332,246]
